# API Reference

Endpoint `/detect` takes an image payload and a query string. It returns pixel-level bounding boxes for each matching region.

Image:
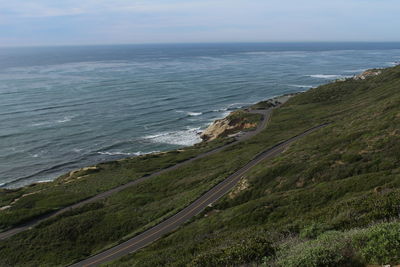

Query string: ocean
[1,42,399,188]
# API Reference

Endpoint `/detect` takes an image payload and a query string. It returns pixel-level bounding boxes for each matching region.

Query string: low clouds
[0,0,211,18]
[0,0,400,46]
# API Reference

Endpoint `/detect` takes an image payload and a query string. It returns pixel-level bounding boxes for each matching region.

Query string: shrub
[276,231,362,267]
[353,222,400,265]
[190,237,275,266]
[299,223,328,239]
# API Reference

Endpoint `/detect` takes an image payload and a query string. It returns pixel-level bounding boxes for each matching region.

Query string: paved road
[70,122,329,267]
[0,109,271,240]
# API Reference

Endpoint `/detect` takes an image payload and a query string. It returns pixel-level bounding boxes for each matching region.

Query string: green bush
[299,223,328,239]
[354,222,400,265]
[276,232,362,267]
[191,237,275,266]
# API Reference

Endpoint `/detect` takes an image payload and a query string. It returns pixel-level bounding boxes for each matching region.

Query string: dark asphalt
[0,109,271,240]
[70,122,329,267]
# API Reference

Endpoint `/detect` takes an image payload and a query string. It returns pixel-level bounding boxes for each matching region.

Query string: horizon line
[2,41,400,49]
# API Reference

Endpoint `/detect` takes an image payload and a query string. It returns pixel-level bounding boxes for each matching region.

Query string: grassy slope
[105,66,400,266]
[0,66,399,266]
[0,137,231,230]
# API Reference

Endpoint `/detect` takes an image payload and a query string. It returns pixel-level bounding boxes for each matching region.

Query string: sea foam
[144,127,202,146]
[97,151,145,156]
[308,74,345,79]
[176,110,203,116]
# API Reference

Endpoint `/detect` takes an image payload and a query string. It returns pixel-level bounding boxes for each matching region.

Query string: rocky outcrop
[354,70,382,80]
[200,110,258,141]
[229,177,249,199]
[60,166,100,183]
[200,94,299,142]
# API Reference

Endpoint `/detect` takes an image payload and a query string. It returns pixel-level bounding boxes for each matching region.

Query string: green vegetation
[223,110,263,133]
[225,110,262,125]
[272,221,400,266]
[1,66,399,266]
[250,100,277,110]
[0,137,232,230]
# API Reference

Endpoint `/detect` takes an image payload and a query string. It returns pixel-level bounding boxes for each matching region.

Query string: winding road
[0,109,271,240]
[70,122,329,267]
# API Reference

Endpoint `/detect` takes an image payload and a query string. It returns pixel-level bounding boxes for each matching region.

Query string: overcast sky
[1,0,400,47]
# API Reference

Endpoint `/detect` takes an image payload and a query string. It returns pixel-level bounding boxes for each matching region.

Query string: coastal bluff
[200,110,259,141]
[200,94,297,142]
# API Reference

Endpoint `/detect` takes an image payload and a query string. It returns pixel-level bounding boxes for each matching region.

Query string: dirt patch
[229,177,250,199]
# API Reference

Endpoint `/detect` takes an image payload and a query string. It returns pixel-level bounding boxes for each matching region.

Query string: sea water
[1,42,399,188]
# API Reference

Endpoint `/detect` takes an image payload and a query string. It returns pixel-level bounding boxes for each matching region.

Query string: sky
[1,0,400,47]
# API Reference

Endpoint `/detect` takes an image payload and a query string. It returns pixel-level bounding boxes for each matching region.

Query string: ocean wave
[36,179,52,184]
[144,127,202,146]
[31,121,50,127]
[97,151,142,156]
[308,74,346,79]
[97,150,160,157]
[0,101,96,117]
[207,111,231,124]
[187,112,202,116]
[288,84,314,88]
[57,116,74,123]
[31,115,75,127]
[343,69,367,73]
[9,61,134,74]
[387,62,400,66]
[221,111,231,117]
[213,107,228,112]
[1,159,83,188]
[227,102,252,110]
[176,110,203,116]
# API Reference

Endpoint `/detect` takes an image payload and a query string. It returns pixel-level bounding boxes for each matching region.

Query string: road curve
[70,122,329,267]
[0,109,271,240]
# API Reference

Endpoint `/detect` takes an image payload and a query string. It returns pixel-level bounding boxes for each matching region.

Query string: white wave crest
[36,179,52,184]
[308,74,346,79]
[31,115,75,127]
[144,127,202,146]
[98,151,142,156]
[56,116,74,123]
[97,150,160,157]
[213,107,228,112]
[187,112,202,116]
[176,110,203,116]
[343,69,367,73]
[31,121,49,127]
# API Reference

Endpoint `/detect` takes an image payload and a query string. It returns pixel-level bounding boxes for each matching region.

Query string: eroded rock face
[61,166,100,183]
[354,70,382,80]
[200,111,257,141]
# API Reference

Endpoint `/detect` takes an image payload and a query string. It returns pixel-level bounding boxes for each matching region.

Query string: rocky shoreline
[200,93,300,141]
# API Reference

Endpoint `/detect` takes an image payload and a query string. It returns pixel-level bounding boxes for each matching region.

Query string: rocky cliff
[200,110,260,141]
[353,69,382,80]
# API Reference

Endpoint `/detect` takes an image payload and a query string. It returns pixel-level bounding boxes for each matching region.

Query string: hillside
[106,66,400,266]
[0,65,399,266]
